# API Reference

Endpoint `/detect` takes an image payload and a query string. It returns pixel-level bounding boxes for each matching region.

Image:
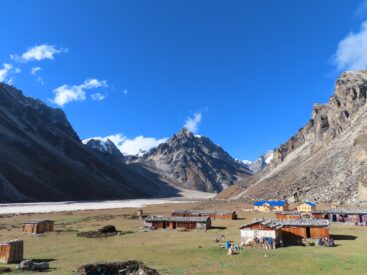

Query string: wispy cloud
[31,67,41,75]
[91,92,105,101]
[0,63,13,82]
[36,76,44,85]
[11,44,67,63]
[52,79,108,107]
[184,112,202,133]
[31,67,44,85]
[334,20,367,70]
[83,134,168,156]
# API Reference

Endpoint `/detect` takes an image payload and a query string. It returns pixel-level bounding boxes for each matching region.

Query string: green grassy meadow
[0,202,366,274]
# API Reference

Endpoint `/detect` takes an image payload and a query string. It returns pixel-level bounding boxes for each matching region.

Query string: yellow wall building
[297,202,316,212]
[254,200,289,212]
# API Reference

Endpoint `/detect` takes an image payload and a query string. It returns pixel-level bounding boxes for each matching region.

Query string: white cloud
[120,136,168,155]
[31,67,41,75]
[91,93,105,101]
[11,44,67,63]
[36,76,44,85]
[83,134,168,156]
[0,63,13,82]
[123,89,128,95]
[334,21,367,70]
[31,67,44,85]
[52,78,108,107]
[184,112,202,133]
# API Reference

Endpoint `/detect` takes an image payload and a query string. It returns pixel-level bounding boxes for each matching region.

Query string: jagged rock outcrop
[272,71,367,165]
[129,128,252,193]
[0,83,178,202]
[247,150,274,174]
[237,71,367,204]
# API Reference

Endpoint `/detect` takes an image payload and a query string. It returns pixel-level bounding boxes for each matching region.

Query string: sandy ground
[0,199,195,214]
[176,188,216,199]
[0,190,216,214]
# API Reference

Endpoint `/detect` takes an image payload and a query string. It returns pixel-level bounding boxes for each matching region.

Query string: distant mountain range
[2,70,367,204]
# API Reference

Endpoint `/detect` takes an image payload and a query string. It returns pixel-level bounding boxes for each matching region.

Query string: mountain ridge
[127,128,252,193]
[226,71,367,204]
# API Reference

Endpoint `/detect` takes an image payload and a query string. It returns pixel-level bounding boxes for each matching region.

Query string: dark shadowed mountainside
[0,83,178,202]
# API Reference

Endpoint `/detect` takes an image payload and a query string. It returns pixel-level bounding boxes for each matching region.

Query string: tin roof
[275,211,302,215]
[144,216,210,223]
[312,208,367,215]
[253,200,288,207]
[239,218,329,230]
[239,218,283,230]
[301,202,317,207]
[23,219,54,224]
[172,209,235,215]
[281,219,329,227]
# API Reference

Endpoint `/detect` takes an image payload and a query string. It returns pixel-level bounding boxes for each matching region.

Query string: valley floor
[0,190,215,214]
[0,201,366,274]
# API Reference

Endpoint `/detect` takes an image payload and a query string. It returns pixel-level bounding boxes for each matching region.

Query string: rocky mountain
[83,138,125,163]
[232,71,367,204]
[0,83,178,202]
[245,150,274,174]
[128,128,252,193]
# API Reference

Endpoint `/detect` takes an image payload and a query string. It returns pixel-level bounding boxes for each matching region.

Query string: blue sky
[1,0,367,160]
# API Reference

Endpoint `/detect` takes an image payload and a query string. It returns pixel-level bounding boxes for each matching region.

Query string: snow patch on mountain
[242,160,252,165]
[240,150,274,174]
[83,134,167,156]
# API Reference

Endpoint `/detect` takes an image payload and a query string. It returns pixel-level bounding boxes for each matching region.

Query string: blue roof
[254,200,267,206]
[303,201,316,207]
[253,200,287,207]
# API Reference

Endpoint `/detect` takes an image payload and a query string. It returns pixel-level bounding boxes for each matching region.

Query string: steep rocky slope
[128,128,252,193]
[0,83,178,202]
[235,71,367,204]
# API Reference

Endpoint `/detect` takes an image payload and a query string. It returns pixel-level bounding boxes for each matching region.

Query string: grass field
[0,201,366,274]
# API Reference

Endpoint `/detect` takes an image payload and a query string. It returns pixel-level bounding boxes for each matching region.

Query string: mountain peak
[132,128,252,192]
[176,128,194,138]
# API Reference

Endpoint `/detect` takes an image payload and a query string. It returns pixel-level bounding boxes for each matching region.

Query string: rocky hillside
[0,83,178,202]
[128,128,252,193]
[234,71,367,204]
